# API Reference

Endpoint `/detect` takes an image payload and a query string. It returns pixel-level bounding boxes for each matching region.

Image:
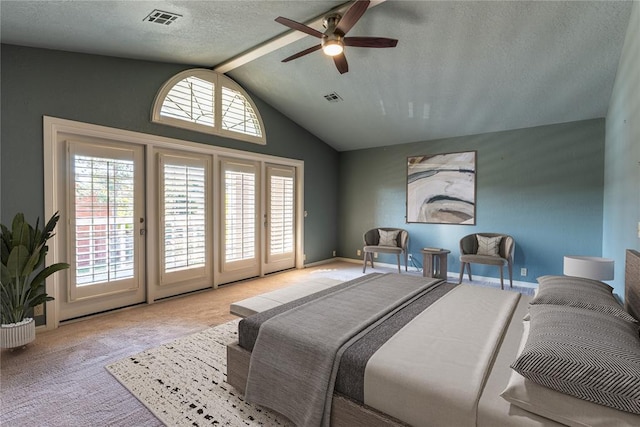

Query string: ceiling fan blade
[333,53,349,74]
[282,44,322,62]
[275,16,324,38]
[335,0,370,35]
[344,37,398,48]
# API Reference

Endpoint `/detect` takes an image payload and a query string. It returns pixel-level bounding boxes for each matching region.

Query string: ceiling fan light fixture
[322,40,344,56]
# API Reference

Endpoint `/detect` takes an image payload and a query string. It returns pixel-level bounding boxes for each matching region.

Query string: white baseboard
[308,257,537,288]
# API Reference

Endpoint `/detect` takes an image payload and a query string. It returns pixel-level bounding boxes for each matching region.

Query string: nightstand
[421,248,451,279]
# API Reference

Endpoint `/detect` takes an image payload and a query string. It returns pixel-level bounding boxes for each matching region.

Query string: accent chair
[363,228,409,274]
[458,233,515,289]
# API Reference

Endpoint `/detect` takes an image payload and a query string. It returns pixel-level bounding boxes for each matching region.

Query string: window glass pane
[224,169,255,262]
[163,163,206,272]
[160,76,214,126]
[73,155,135,285]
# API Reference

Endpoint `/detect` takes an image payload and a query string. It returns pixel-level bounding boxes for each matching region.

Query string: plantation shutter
[269,170,294,256]
[221,86,262,138]
[222,160,257,265]
[158,153,210,285]
[73,155,136,286]
[160,76,215,127]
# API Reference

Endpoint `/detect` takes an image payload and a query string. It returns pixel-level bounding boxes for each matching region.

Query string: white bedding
[363,284,520,426]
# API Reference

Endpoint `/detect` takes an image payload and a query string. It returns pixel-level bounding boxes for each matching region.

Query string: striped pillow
[476,235,502,256]
[378,229,399,247]
[533,275,637,323]
[511,304,640,414]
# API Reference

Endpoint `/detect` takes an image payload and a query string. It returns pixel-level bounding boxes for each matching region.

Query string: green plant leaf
[0,224,11,266]
[0,262,11,286]
[29,263,68,300]
[1,211,66,323]
[12,221,30,249]
[6,245,30,279]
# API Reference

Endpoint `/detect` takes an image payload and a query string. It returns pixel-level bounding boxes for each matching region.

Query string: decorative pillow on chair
[476,235,502,256]
[378,229,399,246]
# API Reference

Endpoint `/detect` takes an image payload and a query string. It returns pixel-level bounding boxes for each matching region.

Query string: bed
[226,249,640,426]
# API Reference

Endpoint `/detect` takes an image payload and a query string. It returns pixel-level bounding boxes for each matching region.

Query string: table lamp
[563,256,614,281]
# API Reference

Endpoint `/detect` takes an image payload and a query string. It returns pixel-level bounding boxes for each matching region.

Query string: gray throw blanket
[244,273,442,426]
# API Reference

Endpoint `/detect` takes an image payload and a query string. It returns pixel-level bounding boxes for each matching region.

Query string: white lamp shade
[563,256,614,281]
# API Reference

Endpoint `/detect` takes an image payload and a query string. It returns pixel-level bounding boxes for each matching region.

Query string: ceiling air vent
[323,92,343,103]
[144,10,182,25]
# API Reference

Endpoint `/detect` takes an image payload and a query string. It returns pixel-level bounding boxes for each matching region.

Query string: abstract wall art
[406,151,476,224]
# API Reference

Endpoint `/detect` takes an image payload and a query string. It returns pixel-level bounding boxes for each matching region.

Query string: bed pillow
[510,304,640,415]
[532,275,637,323]
[476,235,502,256]
[501,321,640,426]
[378,229,399,247]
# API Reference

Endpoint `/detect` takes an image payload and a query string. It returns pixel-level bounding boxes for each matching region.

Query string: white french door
[60,141,146,320]
[153,151,212,299]
[264,164,296,274]
[219,158,260,283]
[218,160,297,283]
[44,117,304,327]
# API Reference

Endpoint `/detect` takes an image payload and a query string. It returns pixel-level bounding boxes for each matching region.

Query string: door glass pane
[270,174,294,255]
[224,169,255,262]
[163,163,206,272]
[73,155,135,286]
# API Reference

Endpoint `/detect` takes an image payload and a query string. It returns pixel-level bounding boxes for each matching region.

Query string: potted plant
[0,212,69,348]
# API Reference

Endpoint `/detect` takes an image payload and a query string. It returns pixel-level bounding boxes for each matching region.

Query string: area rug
[106,319,292,426]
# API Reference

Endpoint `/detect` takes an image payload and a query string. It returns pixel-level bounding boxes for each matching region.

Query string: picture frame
[406,151,476,224]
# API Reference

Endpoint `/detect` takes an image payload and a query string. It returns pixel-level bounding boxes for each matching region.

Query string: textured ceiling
[0,1,633,151]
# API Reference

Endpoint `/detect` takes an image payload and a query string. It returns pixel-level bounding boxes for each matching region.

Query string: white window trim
[43,116,303,330]
[151,69,267,145]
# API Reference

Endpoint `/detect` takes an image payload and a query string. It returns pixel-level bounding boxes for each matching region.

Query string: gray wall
[0,44,339,264]
[604,0,640,296]
[338,119,606,283]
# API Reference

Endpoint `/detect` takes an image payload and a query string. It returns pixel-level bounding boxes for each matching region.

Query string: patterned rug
[106,319,292,426]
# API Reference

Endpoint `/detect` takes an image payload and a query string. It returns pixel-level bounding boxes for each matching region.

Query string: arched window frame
[151,69,266,145]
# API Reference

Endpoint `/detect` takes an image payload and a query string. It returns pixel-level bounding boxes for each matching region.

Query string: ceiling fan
[275,0,398,74]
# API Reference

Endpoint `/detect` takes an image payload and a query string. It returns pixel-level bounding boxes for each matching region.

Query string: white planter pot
[1,318,36,349]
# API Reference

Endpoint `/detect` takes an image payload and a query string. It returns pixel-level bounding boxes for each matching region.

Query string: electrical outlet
[520,268,527,277]
[408,254,413,261]
[374,253,378,259]
[332,250,336,257]
[34,303,44,316]
[357,249,361,256]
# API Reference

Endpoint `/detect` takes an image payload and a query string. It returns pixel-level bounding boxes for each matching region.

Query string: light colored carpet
[106,319,291,426]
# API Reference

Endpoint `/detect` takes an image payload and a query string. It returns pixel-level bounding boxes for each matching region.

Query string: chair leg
[458,262,465,284]
[466,263,472,281]
[499,266,504,290]
[405,252,408,272]
[508,263,513,288]
[362,252,368,273]
[397,254,401,274]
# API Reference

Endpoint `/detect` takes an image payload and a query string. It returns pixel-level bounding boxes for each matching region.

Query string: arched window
[152,69,266,145]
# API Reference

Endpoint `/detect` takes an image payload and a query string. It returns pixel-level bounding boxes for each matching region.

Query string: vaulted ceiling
[1,1,632,151]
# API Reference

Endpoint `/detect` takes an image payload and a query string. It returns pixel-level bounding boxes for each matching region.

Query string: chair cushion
[378,229,399,246]
[460,254,507,266]
[364,245,402,254]
[476,235,502,256]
